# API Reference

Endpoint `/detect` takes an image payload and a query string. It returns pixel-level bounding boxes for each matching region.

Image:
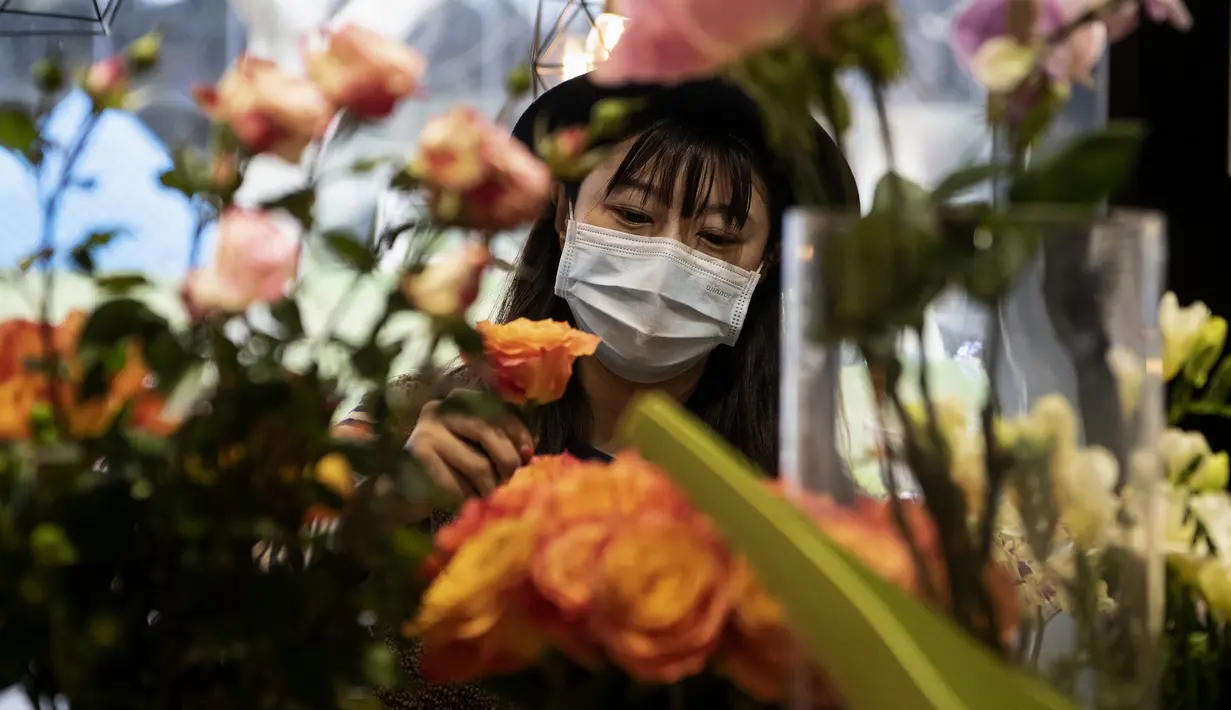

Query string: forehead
[585,132,768,213]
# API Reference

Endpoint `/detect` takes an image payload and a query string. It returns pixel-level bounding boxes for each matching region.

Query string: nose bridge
[660,213,695,246]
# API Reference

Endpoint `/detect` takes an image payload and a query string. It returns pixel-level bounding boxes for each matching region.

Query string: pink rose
[306,25,426,119]
[183,208,301,315]
[400,242,490,318]
[594,0,807,86]
[194,56,335,163]
[84,56,129,106]
[412,106,552,232]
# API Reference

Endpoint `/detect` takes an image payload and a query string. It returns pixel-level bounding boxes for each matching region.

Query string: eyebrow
[608,177,742,219]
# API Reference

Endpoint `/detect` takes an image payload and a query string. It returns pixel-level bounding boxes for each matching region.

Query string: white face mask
[554,218,762,383]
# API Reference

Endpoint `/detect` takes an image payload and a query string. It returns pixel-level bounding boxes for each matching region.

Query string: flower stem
[39,110,101,437]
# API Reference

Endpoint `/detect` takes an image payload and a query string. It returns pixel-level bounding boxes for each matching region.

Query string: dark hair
[496,116,783,474]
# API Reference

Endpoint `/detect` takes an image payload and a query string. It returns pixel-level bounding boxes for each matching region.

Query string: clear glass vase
[780,206,1168,710]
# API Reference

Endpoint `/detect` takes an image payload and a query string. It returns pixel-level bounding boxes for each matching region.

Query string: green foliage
[0,36,499,710]
[0,104,38,154]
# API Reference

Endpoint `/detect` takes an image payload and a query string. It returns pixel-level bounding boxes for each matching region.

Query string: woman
[350,74,858,710]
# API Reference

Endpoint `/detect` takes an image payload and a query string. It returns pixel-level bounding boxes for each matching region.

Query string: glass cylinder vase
[780,206,1168,710]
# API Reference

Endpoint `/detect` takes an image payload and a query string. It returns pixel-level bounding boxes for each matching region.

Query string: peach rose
[400,242,489,318]
[306,25,425,119]
[587,512,732,683]
[412,106,552,231]
[410,517,549,683]
[195,55,334,163]
[473,319,600,406]
[183,208,301,315]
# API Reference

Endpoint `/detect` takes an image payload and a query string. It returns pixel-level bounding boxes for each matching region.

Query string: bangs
[604,118,761,228]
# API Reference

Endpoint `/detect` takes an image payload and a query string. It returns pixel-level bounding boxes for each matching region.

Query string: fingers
[408,420,497,497]
[432,427,499,495]
[412,443,464,498]
[440,414,523,481]
[498,414,536,464]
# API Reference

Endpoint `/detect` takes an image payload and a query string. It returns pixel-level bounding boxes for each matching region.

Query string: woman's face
[555,135,772,272]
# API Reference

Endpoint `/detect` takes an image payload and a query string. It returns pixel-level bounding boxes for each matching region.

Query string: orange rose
[0,313,173,441]
[306,25,425,119]
[505,453,587,490]
[474,319,600,405]
[544,452,691,523]
[718,556,840,707]
[194,56,334,163]
[526,519,610,666]
[410,517,548,683]
[586,512,732,683]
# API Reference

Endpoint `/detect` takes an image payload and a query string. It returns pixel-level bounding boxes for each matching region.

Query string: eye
[612,207,652,226]
[700,231,738,248]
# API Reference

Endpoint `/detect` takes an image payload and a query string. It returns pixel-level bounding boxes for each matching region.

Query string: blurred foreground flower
[0,313,175,440]
[411,106,552,231]
[195,56,334,163]
[399,242,489,318]
[952,0,1107,93]
[306,25,426,120]
[472,319,600,406]
[411,452,1016,702]
[593,0,884,86]
[183,208,301,316]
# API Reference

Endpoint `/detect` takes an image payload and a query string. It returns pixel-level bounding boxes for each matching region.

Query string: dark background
[1110,1,1231,451]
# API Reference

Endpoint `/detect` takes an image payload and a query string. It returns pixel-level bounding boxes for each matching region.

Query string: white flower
[1053,445,1119,548]
[901,397,987,515]
[1160,291,1227,384]
[1189,492,1231,562]
[1158,428,1230,493]
[997,394,1079,454]
[1106,346,1143,415]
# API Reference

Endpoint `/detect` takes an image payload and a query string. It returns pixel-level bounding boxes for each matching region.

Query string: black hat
[511,74,859,209]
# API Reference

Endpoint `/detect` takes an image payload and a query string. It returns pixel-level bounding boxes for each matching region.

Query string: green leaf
[18,247,53,273]
[263,187,316,230]
[1199,357,1231,407]
[95,273,150,295]
[439,319,484,357]
[618,394,1082,710]
[70,230,124,274]
[351,342,396,382]
[324,231,376,272]
[80,299,168,348]
[0,105,38,154]
[1009,122,1146,205]
[142,329,194,392]
[270,298,304,338]
[932,164,1009,204]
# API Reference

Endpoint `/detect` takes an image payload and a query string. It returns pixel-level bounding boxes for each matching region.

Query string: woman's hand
[407,390,535,498]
